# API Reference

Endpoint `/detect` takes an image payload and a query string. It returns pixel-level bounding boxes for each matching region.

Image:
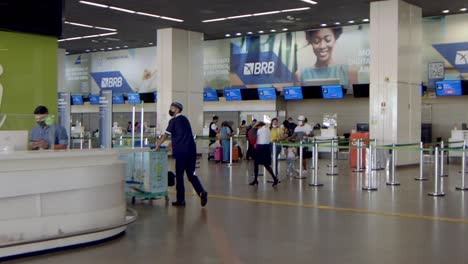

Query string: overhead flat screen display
[204,88,219,102]
[89,94,100,105]
[224,88,242,101]
[71,95,84,105]
[258,87,277,100]
[435,80,462,96]
[112,94,125,104]
[153,91,158,102]
[353,84,370,98]
[283,86,303,100]
[322,85,344,99]
[127,93,141,104]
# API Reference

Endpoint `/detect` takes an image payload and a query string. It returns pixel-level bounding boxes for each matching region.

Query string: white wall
[285,96,370,135]
[423,97,468,141]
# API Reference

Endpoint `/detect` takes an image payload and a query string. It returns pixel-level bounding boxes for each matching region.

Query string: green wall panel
[0,31,57,130]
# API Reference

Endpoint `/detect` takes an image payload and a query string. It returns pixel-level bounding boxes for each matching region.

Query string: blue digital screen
[127,93,141,104]
[322,85,344,99]
[112,94,125,104]
[204,88,219,102]
[71,95,84,105]
[89,94,100,105]
[283,86,303,100]
[153,91,157,102]
[258,87,277,100]
[224,88,242,101]
[435,80,462,96]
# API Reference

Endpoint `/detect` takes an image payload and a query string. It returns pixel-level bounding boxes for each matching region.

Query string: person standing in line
[289,115,313,173]
[246,119,257,160]
[249,121,279,187]
[155,102,208,207]
[287,117,297,136]
[208,116,219,147]
[220,121,234,163]
[239,120,247,135]
[270,118,287,176]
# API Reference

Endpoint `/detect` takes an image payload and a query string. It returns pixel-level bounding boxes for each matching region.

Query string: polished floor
[6,155,468,263]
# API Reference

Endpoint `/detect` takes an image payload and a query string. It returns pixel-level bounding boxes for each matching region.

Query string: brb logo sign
[90,71,133,93]
[101,76,123,88]
[243,61,275,76]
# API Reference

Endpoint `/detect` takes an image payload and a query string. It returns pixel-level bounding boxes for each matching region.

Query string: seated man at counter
[30,106,68,150]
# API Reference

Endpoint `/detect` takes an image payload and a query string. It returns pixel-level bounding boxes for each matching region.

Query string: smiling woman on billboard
[296,27,357,88]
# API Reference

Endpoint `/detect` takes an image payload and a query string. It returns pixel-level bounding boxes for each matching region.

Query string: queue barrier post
[415,142,429,181]
[296,141,306,179]
[456,140,468,191]
[327,138,338,176]
[228,136,233,167]
[386,143,400,186]
[440,141,448,177]
[428,147,446,197]
[353,139,364,173]
[362,143,378,191]
[309,141,323,187]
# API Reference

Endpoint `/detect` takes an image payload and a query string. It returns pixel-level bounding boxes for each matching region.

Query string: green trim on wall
[0,31,58,130]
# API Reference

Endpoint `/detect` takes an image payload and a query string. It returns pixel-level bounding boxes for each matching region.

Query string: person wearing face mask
[29,106,68,150]
[296,27,357,88]
[289,115,313,173]
[270,118,286,175]
[155,102,208,207]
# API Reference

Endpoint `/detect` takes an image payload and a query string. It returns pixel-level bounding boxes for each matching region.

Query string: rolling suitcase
[232,146,240,162]
[214,147,223,162]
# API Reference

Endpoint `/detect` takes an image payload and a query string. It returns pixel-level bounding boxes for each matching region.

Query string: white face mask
[272,124,279,128]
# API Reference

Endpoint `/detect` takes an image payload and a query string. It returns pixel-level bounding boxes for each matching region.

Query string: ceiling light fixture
[116,46,120,49]
[442,10,450,13]
[149,42,154,45]
[202,7,310,23]
[247,32,253,34]
[321,23,327,27]
[300,0,318,4]
[160,16,184,22]
[282,7,311,12]
[85,49,90,52]
[362,18,369,22]
[202,18,227,23]
[57,32,118,42]
[225,34,231,37]
[109,6,136,14]
[270,29,277,32]
[461,8,467,12]
[136,12,160,18]
[228,14,252,19]
[64,21,93,28]
[283,28,288,31]
[258,30,264,33]
[79,1,108,8]
[108,47,113,50]
[253,11,281,16]
[348,20,355,23]
[100,48,105,51]
[94,26,117,31]
[64,21,117,32]
[236,33,242,36]
[79,2,183,22]
[334,22,341,25]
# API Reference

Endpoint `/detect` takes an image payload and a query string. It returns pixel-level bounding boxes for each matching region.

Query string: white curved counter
[0,149,132,259]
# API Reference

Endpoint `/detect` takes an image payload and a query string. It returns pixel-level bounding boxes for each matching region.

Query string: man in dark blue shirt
[155,102,208,207]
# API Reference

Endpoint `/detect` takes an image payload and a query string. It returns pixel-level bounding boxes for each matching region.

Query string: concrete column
[156,28,204,135]
[369,0,422,165]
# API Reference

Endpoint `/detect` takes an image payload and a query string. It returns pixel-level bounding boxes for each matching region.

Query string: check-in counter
[0,149,134,259]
